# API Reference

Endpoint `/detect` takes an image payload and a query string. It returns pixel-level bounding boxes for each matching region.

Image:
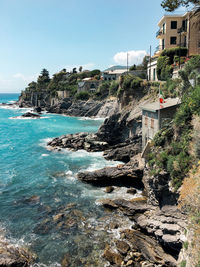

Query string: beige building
[147,10,200,81]
[156,11,200,56]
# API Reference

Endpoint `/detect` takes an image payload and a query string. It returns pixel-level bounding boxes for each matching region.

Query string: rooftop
[158,12,189,26]
[141,98,181,112]
[103,69,127,75]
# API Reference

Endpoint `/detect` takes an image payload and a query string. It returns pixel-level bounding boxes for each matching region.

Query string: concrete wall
[147,59,158,81]
[142,105,179,148]
[57,91,70,99]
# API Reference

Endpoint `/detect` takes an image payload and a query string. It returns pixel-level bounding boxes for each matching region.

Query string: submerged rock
[0,236,34,267]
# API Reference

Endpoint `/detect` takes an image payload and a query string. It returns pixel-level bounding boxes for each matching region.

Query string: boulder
[122,229,177,266]
[21,112,40,118]
[77,164,143,187]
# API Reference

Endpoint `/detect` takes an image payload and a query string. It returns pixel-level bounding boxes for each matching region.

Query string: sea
[0,93,126,266]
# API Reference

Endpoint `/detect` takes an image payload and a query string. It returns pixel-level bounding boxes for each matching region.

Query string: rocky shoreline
[46,112,186,266]
[1,95,187,266]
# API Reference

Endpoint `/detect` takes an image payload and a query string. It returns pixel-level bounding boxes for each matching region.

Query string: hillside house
[147,10,200,81]
[77,78,101,93]
[103,69,127,81]
[141,98,180,149]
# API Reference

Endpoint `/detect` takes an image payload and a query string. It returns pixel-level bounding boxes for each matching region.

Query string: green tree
[161,0,200,11]
[129,64,136,71]
[79,66,83,72]
[37,68,50,90]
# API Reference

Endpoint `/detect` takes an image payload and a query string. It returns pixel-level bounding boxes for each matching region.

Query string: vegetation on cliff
[147,55,200,190]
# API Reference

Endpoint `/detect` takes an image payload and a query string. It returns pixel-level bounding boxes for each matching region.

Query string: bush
[109,81,119,96]
[75,91,90,100]
[157,56,171,81]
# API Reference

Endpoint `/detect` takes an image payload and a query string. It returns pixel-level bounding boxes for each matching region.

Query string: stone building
[77,78,101,93]
[57,90,70,99]
[141,98,180,149]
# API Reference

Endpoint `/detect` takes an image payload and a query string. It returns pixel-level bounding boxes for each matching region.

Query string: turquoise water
[0,94,119,266]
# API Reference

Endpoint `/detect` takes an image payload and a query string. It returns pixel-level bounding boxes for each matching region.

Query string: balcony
[155,45,165,53]
[156,29,163,38]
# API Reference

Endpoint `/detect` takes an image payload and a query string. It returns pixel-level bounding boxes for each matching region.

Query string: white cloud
[113,50,147,66]
[13,73,38,83]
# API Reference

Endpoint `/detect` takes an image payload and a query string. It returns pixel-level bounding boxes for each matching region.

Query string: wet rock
[47,133,108,152]
[61,253,71,267]
[0,236,34,267]
[33,106,42,113]
[21,112,40,118]
[77,164,143,187]
[127,188,137,195]
[105,186,114,193]
[103,246,123,266]
[115,240,130,255]
[24,195,40,204]
[100,199,119,210]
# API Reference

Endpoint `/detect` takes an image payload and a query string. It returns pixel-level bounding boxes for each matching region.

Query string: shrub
[75,91,90,100]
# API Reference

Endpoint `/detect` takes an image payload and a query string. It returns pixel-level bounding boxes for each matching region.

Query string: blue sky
[0,0,189,92]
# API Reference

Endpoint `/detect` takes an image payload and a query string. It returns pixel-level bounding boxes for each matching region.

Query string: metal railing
[156,29,163,37]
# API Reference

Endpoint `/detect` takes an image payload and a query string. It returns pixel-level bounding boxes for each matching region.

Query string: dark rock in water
[121,229,177,266]
[105,186,114,193]
[61,253,71,267]
[115,240,130,255]
[103,245,123,266]
[100,199,119,210]
[21,112,40,118]
[77,163,143,187]
[24,195,40,204]
[33,106,42,113]
[47,132,109,152]
[127,188,137,195]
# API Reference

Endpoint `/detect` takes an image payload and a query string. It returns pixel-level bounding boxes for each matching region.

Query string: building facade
[77,79,101,93]
[141,98,180,149]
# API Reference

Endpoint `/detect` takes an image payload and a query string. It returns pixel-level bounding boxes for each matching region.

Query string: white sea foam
[39,138,53,148]
[9,115,49,120]
[77,116,105,121]
[41,154,49,157]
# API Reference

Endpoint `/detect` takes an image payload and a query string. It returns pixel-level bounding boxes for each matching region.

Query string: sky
[0,0,190,93]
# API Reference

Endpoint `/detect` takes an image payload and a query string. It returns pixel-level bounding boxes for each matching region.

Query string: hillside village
[16,5,200,267]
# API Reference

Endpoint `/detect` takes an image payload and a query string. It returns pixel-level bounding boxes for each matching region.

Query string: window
[171,21,177,29]
[151,119,154,129]
[153,69,156,81]
[162,23,165,34]
[170,36,177,45]
[162,39,165,50]
[182,19,187,31]
[145,117,148,126]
